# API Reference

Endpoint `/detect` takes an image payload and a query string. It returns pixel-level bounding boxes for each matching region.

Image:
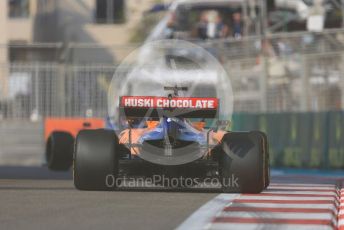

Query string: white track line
[218,212,334,220]
[261,191,338,195]
[237,196,338,201]
[265,187,338,191]
[177,183,341,230]
[340,209,344,215]
[176,194,240,230]
[270,183,337,188]
[228,203,337,211]
[209,223,334,230]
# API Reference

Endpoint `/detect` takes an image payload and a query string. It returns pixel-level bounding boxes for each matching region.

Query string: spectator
[214,15,229,39]
[196,12,209,40]
[232,12,243,39]
[164,13,176,39]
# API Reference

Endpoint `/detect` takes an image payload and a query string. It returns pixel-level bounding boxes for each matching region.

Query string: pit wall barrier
[231,111,344,169]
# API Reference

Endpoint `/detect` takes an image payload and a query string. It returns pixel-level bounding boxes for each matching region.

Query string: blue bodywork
[139,117,207,145]
[106,116,207,146]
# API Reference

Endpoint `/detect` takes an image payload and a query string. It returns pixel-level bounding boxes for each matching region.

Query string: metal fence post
[301,55,310,112]
[58,63,66,117]
[34,63,40,118]
[259,0,268,113]
[260,55,268,112]
[341,54,344,110]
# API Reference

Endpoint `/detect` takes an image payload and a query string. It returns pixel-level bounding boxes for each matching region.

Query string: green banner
[231,111,344,169]
[327,111,344,169]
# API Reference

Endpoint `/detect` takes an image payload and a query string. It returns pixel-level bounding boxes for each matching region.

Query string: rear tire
[257,131,270,189]
[73,129,119,191]
[218,131,269,193]
[46,131,74,171]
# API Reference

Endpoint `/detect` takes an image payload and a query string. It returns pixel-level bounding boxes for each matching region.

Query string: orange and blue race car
[45,86,269,193]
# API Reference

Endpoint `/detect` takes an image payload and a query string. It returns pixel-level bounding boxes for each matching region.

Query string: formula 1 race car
[47,87,269,193]
[73,87,269,193]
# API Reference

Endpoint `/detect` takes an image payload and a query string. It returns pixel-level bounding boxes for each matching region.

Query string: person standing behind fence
[214,14,229,39]
[196,12,209,40]
[195,12,229,40]
[232,12,243,39]
[164,13,176,39]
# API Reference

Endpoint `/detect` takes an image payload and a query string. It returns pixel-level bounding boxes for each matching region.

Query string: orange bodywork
[44,117,105,140]
[45,118,227,156]
[118,121,227,156]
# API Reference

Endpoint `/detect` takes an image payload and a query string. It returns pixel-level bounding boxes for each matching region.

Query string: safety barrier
[232,111,344,169]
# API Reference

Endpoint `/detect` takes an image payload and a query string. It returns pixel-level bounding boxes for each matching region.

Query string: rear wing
[119,96,218,118]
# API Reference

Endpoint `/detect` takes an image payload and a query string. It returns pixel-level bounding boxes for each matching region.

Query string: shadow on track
[0,166,222,193]
[0,166,72,180]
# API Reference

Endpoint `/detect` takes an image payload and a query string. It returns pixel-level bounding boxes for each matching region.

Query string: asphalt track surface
[0,166,343,230]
